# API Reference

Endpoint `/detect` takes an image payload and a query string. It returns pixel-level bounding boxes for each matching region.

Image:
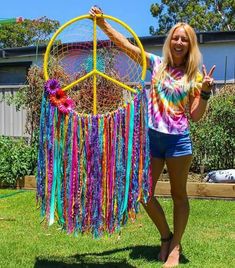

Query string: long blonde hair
[157,22,202,83]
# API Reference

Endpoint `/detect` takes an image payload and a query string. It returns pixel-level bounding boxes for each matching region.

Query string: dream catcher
[37,13,152,237]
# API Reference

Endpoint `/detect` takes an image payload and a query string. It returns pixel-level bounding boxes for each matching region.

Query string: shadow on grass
[34,258,134,268]
[34,245,189,267]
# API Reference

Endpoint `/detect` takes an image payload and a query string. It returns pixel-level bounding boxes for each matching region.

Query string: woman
[90,6,215,268]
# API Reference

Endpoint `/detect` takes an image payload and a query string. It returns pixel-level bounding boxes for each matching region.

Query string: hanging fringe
[37,88,152,237]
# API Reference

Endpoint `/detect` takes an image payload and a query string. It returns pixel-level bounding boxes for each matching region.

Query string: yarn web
[37,14,152,237]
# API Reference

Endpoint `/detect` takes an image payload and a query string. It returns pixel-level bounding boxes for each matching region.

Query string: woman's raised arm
[89,6,150,68]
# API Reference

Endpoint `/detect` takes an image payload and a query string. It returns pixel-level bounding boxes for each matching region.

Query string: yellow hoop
[43,14,147,115]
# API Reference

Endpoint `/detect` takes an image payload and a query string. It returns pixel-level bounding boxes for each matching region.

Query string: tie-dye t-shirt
[147,53,202,135]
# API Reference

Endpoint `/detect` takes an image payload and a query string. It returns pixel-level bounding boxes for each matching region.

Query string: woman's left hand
[201,64,216,92]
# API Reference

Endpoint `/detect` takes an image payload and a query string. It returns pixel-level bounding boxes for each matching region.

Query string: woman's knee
[170,188,188,203]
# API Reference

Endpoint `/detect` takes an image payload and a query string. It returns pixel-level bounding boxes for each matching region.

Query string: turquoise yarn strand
[121,101,134,214]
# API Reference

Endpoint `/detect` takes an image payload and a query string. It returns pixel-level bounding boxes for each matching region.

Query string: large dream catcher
[37,13,152,237]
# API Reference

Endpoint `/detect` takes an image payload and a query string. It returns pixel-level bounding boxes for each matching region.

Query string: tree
[150,0,235,35]
[0,16,60,48]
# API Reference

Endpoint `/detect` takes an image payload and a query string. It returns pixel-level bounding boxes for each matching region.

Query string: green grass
[0,190,234,268]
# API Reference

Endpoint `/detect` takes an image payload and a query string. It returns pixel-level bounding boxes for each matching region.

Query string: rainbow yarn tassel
[37,87,152,237]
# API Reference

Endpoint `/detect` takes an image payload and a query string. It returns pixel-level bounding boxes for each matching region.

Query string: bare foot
[158,240,171,262]
[158,232,173,262]
[163,244,182,268]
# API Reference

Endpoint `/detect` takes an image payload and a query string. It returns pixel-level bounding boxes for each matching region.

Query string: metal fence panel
[0,85,28,137]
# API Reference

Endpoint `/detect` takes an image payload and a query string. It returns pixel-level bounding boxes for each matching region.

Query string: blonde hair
[157,22,202,82]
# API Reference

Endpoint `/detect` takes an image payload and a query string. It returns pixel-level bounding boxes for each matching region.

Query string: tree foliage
[150,0,235,35]
[0,16,60,48]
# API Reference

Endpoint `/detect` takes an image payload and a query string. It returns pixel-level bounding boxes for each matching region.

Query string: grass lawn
[0,189,234,268]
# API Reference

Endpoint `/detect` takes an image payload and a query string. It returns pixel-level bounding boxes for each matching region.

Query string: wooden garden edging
[16,176,36,190]
[14,176,235,199]
[155,181,235,199]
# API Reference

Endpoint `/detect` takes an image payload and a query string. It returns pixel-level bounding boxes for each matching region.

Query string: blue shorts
[148,128,193,158]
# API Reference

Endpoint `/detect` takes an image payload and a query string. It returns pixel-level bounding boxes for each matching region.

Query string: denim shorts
[148,128,193,158]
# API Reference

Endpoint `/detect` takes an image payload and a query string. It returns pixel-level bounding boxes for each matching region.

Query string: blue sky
[1,0,159,37]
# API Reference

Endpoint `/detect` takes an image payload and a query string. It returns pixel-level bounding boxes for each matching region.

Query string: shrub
[9,64,71,144]
[1,64,70,187]
[0,136,37,187]
[5,63,235,176]
[190,85,235,172]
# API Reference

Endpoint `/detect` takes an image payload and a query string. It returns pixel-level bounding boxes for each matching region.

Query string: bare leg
[163,155,192,268]
[142,157,172,261]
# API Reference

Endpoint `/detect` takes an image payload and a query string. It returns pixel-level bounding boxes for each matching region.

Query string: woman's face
[170,27,190,63]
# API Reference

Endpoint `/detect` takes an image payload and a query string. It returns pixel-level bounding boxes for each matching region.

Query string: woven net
[45,17,143,114]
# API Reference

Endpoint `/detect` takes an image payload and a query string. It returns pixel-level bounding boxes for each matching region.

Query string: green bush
[190,85,235,172]
[0,136,37,187]
[4,64,235,178]
[0,64,69,187]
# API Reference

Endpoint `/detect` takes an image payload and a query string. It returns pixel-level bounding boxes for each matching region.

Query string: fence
[0,81,232,138]
[0,85,28,137]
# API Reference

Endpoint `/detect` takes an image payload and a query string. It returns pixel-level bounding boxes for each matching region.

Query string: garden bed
[155,181,235,199]
[14,174,235,199]
[16,176,36,190]
[157,172,235,199]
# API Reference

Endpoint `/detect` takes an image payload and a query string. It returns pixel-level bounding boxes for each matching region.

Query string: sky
[1,0,160,37]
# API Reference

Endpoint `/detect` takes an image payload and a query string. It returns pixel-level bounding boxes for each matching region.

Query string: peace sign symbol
[43,14,147,115]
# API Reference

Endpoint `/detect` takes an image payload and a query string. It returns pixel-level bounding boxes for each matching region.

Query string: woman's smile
[170,27,189,64]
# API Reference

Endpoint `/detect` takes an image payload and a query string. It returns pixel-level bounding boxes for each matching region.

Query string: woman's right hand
[89,6,105,25]
[89,6,144,65]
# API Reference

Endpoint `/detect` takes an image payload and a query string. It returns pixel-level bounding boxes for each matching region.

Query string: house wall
[0,55,42,137]
[0,54,43,85]
[1,42,234,85]
[200,42,235,82]
[0,40,234,137]
[144,42,235,83]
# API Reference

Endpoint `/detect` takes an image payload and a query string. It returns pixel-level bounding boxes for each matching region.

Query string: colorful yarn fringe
[37,84,152,237]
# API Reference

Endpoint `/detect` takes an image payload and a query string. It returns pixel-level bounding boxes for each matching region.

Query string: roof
[0,46,46,58]
[139,30,235,46]
[0,30,235,58]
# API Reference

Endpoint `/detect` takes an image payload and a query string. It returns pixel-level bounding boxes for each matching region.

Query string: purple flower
[44,79,60,95]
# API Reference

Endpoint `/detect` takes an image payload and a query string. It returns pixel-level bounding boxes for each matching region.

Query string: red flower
[49,89,66,106]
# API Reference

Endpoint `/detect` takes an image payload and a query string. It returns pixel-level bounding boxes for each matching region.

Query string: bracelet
[200,90,211,101]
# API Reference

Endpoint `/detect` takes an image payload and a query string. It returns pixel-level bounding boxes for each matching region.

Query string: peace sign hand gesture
[202,64,216,92]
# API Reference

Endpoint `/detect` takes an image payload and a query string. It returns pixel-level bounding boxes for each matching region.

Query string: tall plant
[0,136,36,186]
[190,84,235,172]
[12,63,70,144]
